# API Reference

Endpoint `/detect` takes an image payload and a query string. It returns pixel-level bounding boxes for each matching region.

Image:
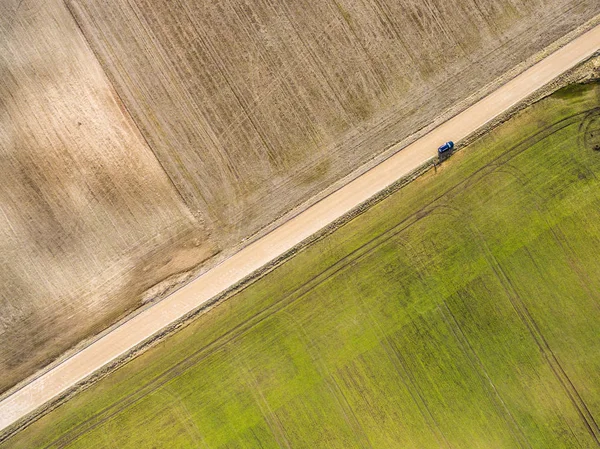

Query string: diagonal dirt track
[1,22,600,436]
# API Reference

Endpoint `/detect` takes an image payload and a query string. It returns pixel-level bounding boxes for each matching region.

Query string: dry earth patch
[0,0,215,394]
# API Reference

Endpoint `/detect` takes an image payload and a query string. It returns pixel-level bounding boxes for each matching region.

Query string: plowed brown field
[67,0,600,244]
[0,0,215,394]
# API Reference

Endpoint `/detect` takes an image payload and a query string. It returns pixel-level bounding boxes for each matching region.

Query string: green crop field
[6,81,600,448]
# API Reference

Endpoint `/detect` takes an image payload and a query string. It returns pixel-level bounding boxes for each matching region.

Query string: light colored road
[1,24,599,434]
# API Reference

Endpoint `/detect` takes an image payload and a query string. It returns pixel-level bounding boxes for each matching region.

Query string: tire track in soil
[44,108,592,448]
[439,301,533,449]
[340,262,454,449]
[279,311,375,449]
[238,359,292,449]
[380,330,454,449]
[330,0,590,157]
[275,0,354,124]
[473,226,600,446]
[578,108,600,151]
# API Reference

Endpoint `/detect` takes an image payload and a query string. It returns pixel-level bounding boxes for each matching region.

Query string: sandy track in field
[1,24,599,435]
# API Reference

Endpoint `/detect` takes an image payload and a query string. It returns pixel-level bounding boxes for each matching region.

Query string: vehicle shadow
[438,148,455,163]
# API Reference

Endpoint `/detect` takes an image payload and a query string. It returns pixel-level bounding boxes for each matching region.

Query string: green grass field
[6,81,600,448]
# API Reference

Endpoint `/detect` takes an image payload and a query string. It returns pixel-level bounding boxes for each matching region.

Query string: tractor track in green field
[433,188,600,444]
[277,310,377,449]
[490,250,600,446]
[45,108,593,449]
[520,245,600,443]
[459,188,600,447]
[439,301,534,449]
[579,108,600,152]
[449,156,600,445]
[384,332,455,449]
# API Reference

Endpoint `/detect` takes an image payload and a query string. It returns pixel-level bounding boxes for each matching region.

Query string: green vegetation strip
[7,82,600,448]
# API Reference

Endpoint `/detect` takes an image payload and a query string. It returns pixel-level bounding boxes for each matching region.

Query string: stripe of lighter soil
[1,24,600,433]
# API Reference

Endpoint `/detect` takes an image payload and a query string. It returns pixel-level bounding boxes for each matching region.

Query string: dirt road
[1,24,599,435]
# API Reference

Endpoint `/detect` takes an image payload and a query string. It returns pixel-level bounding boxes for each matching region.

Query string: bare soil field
[67,0,600,246]
[0,0,215,394]
[1,0,599,400]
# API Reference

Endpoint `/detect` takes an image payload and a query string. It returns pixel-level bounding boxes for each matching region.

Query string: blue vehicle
[438,141,454,154]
